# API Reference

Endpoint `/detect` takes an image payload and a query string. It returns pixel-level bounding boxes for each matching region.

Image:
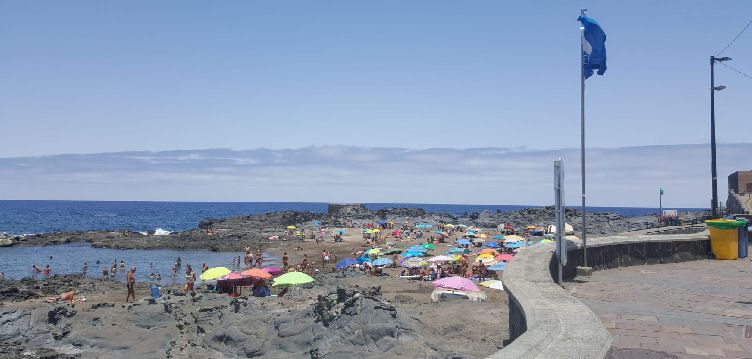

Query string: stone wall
[490,232,710,359]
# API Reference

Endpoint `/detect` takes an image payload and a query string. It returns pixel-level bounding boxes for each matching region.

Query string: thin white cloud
[0,144,747,207]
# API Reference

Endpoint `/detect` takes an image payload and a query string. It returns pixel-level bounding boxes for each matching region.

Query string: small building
[728,171,752,194]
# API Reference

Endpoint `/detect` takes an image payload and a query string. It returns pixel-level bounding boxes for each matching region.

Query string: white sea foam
[153,228,171,236]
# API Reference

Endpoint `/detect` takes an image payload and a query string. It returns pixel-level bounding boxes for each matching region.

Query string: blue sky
[0,2,751,206]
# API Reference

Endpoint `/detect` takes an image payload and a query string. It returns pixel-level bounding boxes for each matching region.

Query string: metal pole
[710,56,718,219]
[580,8,587,267]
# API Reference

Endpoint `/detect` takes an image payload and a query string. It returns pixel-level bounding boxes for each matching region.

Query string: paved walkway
[565,258,752,358]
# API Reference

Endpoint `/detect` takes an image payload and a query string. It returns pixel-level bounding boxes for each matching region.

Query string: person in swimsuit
[184,265,195,294]
[83,262,88,278]
[44,265,50,276]
[282,252,289,269]
[126,267,136,303]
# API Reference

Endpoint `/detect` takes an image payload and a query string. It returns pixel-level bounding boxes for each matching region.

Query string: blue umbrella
[357,256,372,264]
[336,258,358,268]
[435,231,443,234]
[466,231,476,236]
[455,238,472,245]
[493,235,504,240]
[401,251,425,258]
[447,248,466,255]
[488,262,507,271]
[425,224,434,228]
[485,242,501,249]
[416,224,426,228]
[506,242,525,249]
[336,230,345,233]
[407,245,428,252]
[372,258,393,266]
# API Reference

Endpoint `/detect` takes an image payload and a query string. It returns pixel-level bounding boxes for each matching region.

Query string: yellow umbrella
[199,267,231,280]
[477,248,500,256]
[372,229,381,232]
[286,225,296,229]
[444,224,454,227]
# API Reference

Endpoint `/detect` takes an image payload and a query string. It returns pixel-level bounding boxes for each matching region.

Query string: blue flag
[578,15,607,79]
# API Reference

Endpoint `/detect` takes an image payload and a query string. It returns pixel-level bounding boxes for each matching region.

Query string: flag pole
[580,8,587,267]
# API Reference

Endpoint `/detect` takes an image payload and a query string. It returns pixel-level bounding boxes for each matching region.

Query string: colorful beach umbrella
[372,258,393,266]
[365,248,381,255]
[477,248,500,256]
[447,247,466,255]
[406,245,428,252]
[241,268,272,279]
[504,235,525,243]
[465,232,476,236]
[444,224,454,228]
[488,262,507,271]
[401,257,428,268]
[401,251,425,258]
[431,277,479,291]
[495,254,514,261]
[428,255,452,262]
[218,272,247,280]
[336,258,358,268]
[506,242,525,249]
[421,243,435,250]
[272,272,315,287]
[261,267,283,276]
[479,280,504,291]
[286,225,296,229]
[200,267,231,280]
[455,238,472,245]
[492,235,504,240]
[485,242,501,249]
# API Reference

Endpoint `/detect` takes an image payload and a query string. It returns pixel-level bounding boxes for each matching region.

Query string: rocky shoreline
[1,206,703,251]
[0,272,508,359]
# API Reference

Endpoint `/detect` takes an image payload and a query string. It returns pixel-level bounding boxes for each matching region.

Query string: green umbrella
[200,267,231,280]
[272,272,315,287]
[421,243,435,250]
[383,248,403,255]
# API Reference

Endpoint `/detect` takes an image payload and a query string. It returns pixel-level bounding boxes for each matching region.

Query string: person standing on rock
[83,262,88,278]
[126,267,136,303]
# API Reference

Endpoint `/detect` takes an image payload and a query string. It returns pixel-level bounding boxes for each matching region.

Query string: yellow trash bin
[705,220,745,260]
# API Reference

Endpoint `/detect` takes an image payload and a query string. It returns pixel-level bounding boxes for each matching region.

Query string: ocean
[0,200,707,235]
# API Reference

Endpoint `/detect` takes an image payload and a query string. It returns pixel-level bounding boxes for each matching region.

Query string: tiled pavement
[565,258,752,358]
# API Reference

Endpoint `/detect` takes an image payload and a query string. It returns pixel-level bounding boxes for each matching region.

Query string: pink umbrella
[219,272,247,280]
[495,254,514,262]
[431,276,480,292]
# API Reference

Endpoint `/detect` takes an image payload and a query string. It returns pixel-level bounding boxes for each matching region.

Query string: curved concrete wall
[489,232,710,359]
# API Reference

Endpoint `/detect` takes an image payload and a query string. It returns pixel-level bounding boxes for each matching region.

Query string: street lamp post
[710,56,731,219]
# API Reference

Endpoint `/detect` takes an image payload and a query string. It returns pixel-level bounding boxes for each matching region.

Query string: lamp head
[713,85,727,91]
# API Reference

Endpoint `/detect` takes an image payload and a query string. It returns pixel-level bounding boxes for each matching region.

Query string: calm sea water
[0,200,706,235]
[0,242,280,281]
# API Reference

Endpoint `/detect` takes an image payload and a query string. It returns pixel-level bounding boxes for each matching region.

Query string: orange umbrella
[241,268,272,279]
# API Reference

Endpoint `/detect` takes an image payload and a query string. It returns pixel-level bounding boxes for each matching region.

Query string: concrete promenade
[566,258,752,358]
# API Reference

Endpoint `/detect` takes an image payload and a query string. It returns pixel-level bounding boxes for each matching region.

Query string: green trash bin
[706,220,747,260]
